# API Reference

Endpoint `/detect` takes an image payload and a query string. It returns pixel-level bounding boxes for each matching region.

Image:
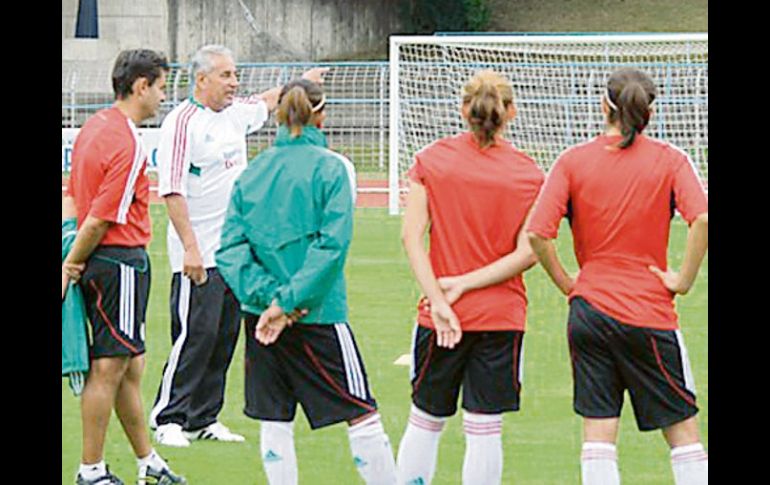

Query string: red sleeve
[90,140,143,225]
[407,154,426,184]
[672,154,708,224]
[527,155,571,239]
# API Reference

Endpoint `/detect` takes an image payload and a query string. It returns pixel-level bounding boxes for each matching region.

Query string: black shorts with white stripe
[80,246,150,359]
[243,314,377,429]
[410,324,524,417]
[568,296,699,431]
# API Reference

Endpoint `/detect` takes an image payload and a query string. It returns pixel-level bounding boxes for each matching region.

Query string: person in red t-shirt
[528,67,708,485]
[62,50,186,485]
[396,70,544,485]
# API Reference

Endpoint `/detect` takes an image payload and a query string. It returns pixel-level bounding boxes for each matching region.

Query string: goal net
[388,34,708,215]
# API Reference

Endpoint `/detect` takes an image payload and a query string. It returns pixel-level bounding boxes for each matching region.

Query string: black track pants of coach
[150,268,240,431]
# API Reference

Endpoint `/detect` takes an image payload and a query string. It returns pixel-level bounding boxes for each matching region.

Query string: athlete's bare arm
[401,180,462,349]
[438,208,539,304]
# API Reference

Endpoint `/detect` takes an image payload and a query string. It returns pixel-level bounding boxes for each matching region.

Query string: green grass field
[62,206,707,484]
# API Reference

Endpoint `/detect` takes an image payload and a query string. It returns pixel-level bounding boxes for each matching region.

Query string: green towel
[62,217,89,396]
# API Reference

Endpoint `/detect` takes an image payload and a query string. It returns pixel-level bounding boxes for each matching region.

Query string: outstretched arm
[256,67,330,112]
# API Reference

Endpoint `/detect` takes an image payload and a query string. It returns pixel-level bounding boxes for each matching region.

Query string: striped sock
[462,411,503,485]
[671,443,708,485]
[396,405,446,484]
[581,442,620,485]
[348,413,397,485]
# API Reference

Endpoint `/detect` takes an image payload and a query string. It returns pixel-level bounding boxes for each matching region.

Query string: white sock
[79,460,106,480]
[671,443,708,485]
[348,413,397,485]
[396,405,446,485]
[260,420,298,485]
[462,411,503,485]
[581,442,620,485]
[137,448,168,471]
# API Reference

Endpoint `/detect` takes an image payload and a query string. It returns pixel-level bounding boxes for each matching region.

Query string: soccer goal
[388,33,708,215]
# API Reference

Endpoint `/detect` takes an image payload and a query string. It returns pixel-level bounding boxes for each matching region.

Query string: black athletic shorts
[568,296,699,431]
[80,246,150,359]
[243,314,378,429]
[410,324,524,417]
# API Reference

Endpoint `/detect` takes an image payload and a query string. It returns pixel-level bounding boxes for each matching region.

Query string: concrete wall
[62,0,401,64]
[62,0,168,61]
[173,0,400,62]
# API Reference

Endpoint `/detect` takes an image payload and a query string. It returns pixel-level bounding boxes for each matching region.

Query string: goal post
[388,33,709,215]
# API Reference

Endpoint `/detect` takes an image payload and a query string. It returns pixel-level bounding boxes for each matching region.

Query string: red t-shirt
[408,132,545,332]
[528,134,708,330]
[67,107,151,247]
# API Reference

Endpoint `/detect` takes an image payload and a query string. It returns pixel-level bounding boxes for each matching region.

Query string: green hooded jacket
[215,125,353,323]
[62,217,89,395]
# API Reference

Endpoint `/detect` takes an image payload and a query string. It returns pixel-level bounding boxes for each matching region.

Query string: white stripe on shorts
[130,267,136,338]
[119,264,135,337]
[674,330,697,395]
[150,277,191,428]
[119,265,126,334]
[127,266,136,338]
[335,324,363,399]
[130,267,135,338]
[334,324,359,398]
[334,324,367,400]
[118,266,125,334]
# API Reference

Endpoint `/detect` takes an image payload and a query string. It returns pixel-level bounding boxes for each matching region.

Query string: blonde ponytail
[462,70,514,148]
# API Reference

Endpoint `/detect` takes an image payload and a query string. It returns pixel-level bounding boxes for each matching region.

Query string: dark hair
[276,79,325,138]
[111,49,170,100]
[605,68,656,149]
[462,70,514,148]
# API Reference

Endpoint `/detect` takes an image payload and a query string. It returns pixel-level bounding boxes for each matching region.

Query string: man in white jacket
[149,44,326,447]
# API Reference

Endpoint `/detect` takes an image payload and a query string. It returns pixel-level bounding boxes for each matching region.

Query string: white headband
[605,88,656,111]
[311,94,326,113]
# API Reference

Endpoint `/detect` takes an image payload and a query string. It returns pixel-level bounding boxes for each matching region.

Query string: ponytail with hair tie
[276,79,326,138]
[462,71,513,149]
[605,68,657,149]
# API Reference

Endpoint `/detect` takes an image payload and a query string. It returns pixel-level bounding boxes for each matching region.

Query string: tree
[400,0,491,33]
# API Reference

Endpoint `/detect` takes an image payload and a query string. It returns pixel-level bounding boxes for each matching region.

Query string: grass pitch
[62,206,708,484]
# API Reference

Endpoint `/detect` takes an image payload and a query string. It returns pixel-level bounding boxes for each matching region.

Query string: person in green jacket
[216,78,396,485]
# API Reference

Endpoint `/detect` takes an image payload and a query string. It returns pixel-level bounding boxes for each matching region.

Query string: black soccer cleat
[138,464,187,485]
[75,465,125,485]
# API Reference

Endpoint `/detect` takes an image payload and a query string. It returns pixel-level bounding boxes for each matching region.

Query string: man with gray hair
[149,44,326,447]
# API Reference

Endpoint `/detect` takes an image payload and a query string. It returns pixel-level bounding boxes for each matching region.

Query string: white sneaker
[184,422,245,442]
[154,423,191,447]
